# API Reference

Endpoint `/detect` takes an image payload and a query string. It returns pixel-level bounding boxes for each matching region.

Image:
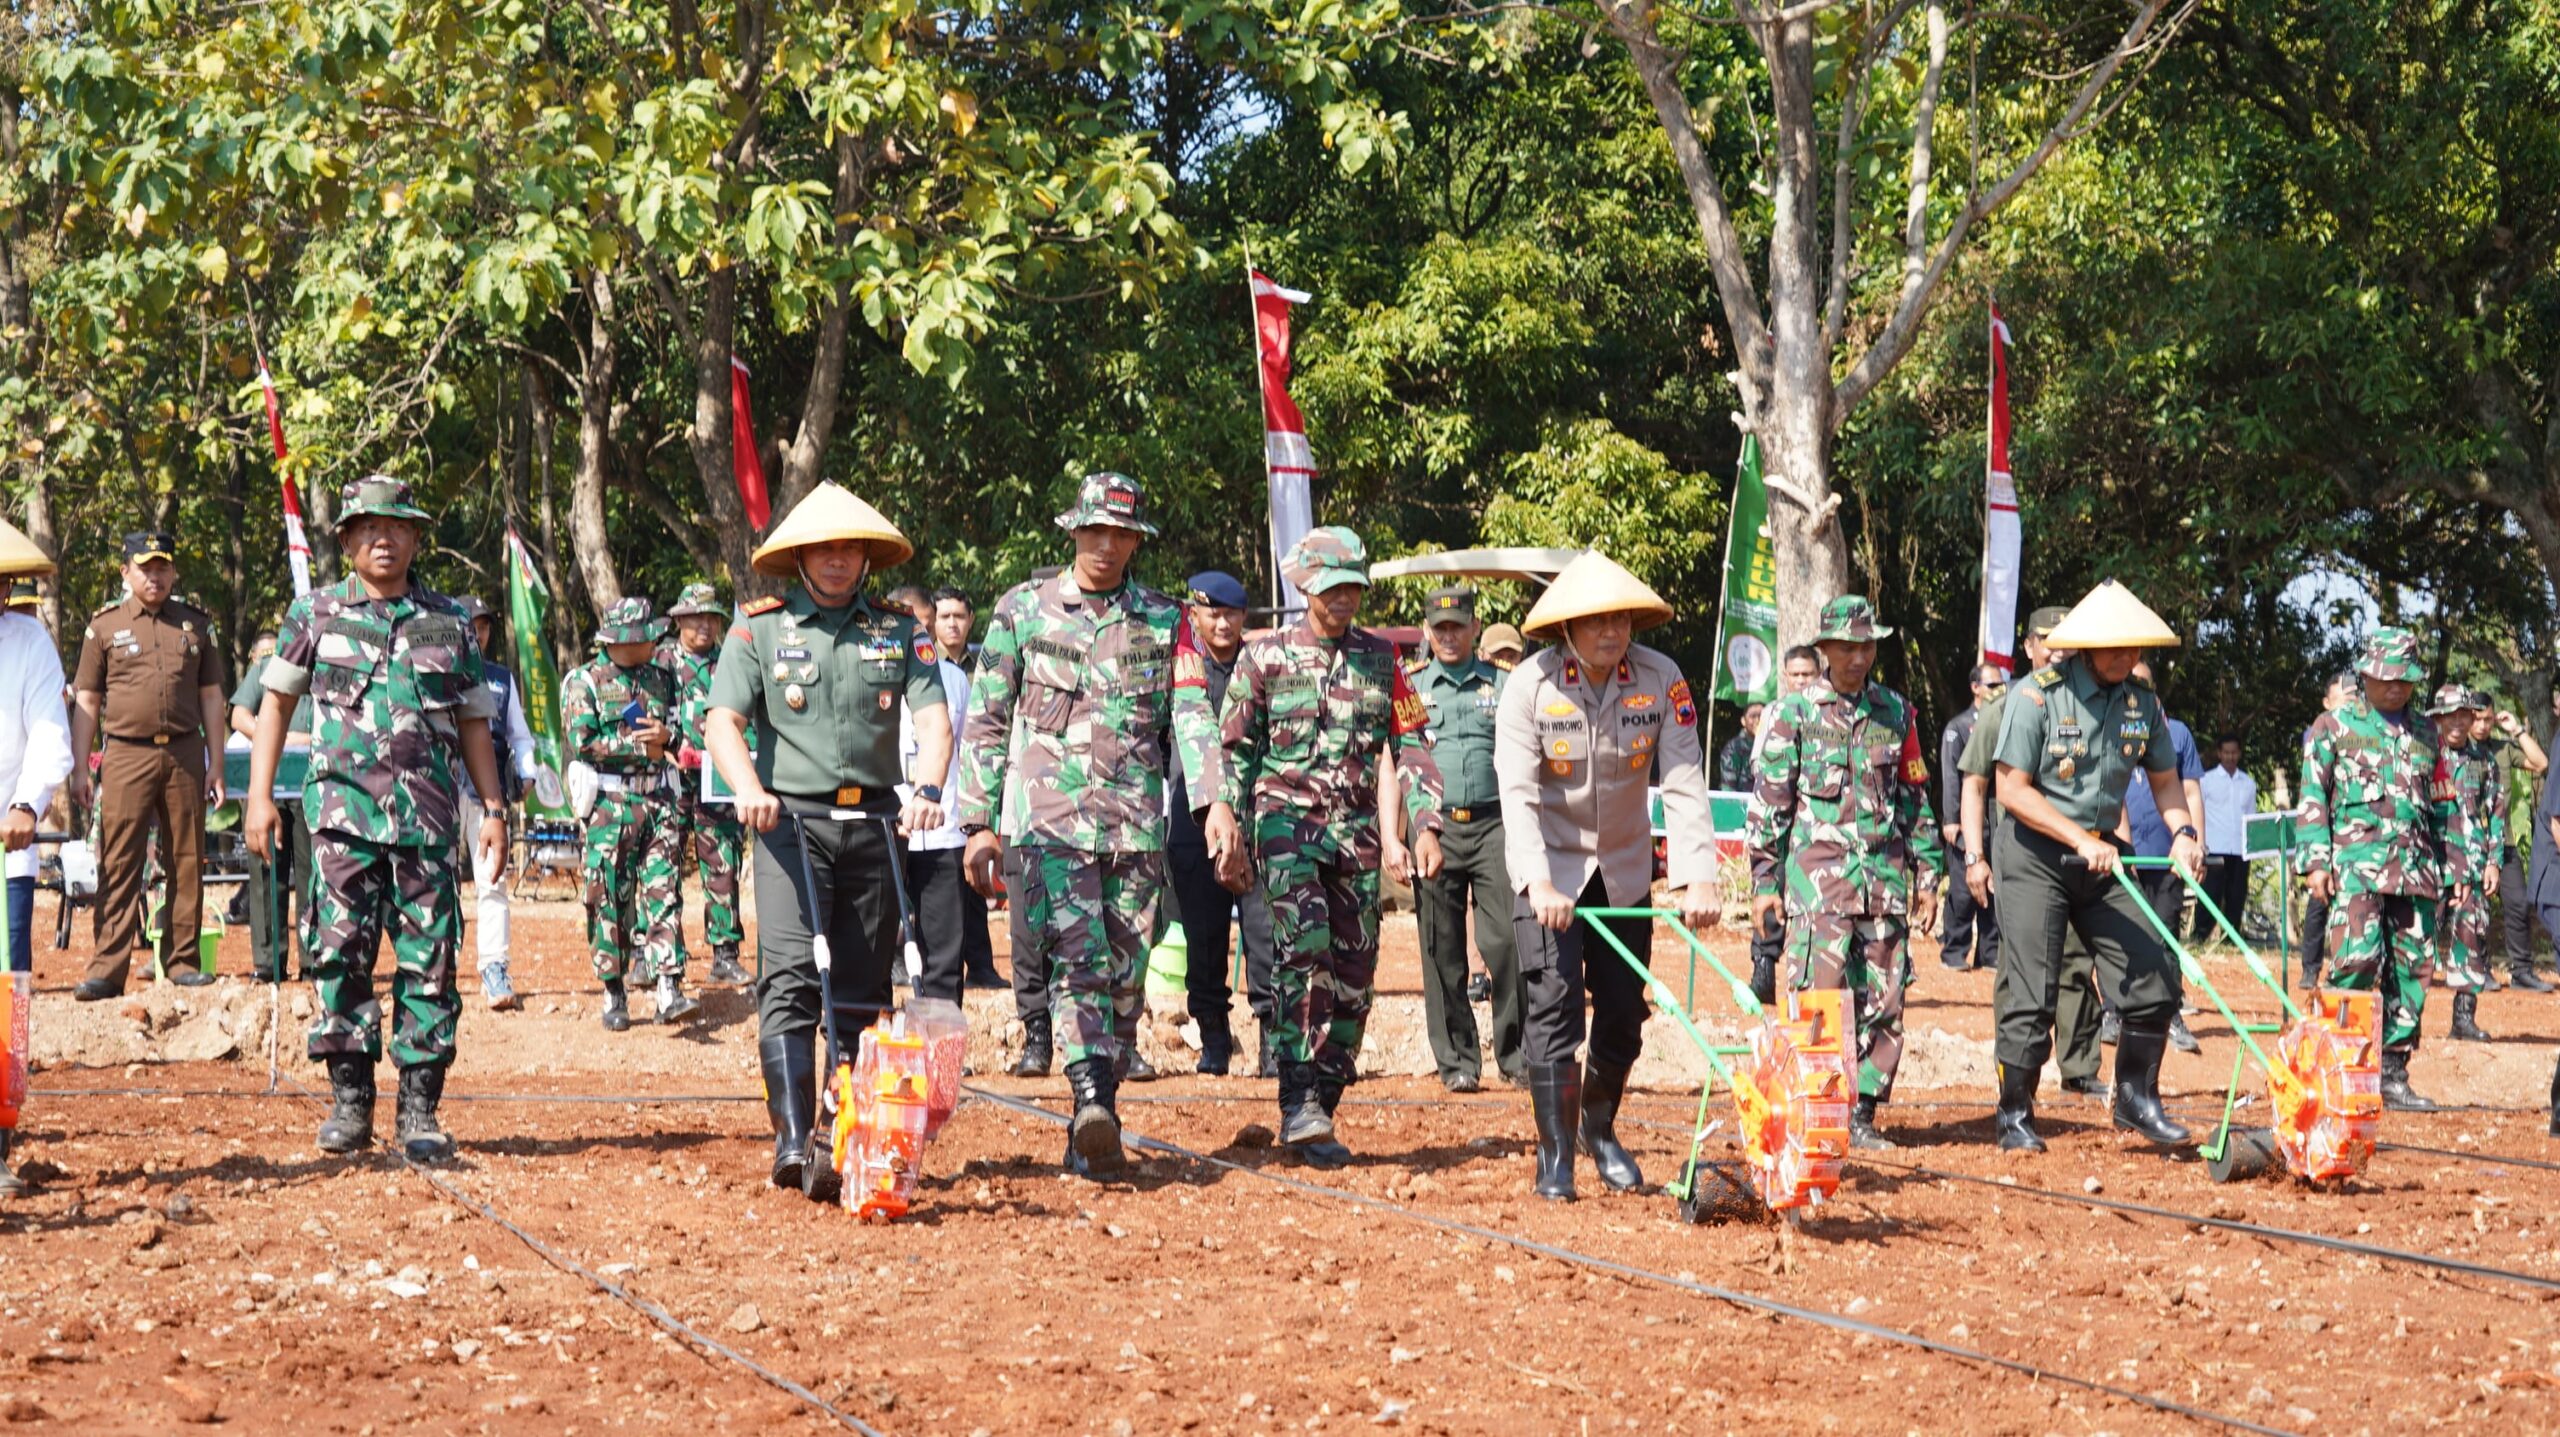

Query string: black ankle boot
[1064,1057,1126,1179]
[1528,1062,1578,1201]
[316,1054,376,1154]
[2512,966,2555,993]
[759,1032,817,1191]
[1993,1061,2044,1153]
[2450,991,2492,1042]
[395,1065,455,1162]
[600,979,629,1032]
[1010,1014,1053,1077]
[1850,1095,1897,1150]
[1277,1061,1333,1149]
[1295,1074,1352,1169]
[1577,1064,1642,1190]
[1196,1017,1235,1076]
[2110,1022,2192,1145]
[2380,1051,2436,1111]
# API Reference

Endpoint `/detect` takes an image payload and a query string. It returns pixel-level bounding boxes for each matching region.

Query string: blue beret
[1186,571,1249,610]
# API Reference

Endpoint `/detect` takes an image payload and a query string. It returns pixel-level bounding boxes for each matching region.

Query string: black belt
[106,733,187,746]
[773,790,897,818]
[1443,805,1498,823]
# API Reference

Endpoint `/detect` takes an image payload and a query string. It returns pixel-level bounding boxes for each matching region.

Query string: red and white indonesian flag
[260,364,311,596]
[729,355,771,532]
[1251,270,1316,615]
[1978,304,2020,673]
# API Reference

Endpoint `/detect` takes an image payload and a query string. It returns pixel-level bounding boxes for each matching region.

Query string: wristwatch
[2173,824,2200,842]
[914,783,943,803]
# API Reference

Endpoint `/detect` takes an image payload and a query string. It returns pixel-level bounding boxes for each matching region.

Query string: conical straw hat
[2044,579,2180,650]
[749,482,914,578]
[0,515,55,578]
[1521,551,1673,641]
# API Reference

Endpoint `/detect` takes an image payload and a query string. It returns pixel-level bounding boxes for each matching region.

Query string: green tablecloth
[222,744,311,801]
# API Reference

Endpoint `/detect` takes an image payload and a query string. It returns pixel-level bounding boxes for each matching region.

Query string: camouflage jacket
[1747,679,1944,915]
[954,572,1220,853]
[1218,618,1445,862]
[564,653,680,776]
[263,574,496,847]
[2296,697,2440,896]
[2432,737,2504,884]
[663,645,719,753]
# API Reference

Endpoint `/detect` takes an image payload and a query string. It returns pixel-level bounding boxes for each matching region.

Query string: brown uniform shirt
[74,595,226,739]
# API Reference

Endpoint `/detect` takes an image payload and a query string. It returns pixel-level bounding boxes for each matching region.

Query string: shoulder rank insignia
[742,596,784,617]
[2032,667,2064,689]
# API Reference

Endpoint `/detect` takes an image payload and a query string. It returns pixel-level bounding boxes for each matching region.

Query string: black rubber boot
[2110,1023,2192,1145]
[1295,1075,1352,1169]
[0,1130,26,1198]
[600,979,630,1032]
[1277,1061,1334,1150]
[2380,1051,2437,1112]
[1010,1014,1053,1078]
[1196,1016,1235,1076]
[708,944,750,986]
[2548,1053,2560,1137]
[1577,1064,1643,1191]
[1064,1058,1127,1179]
[316,1054,376,1154]
[1850,1096,1897,1151]
[395,1065,456,1162]
[2450,991,2492,1042]
[1527,1062,1578,1201]
[1993,1061,2044,1153]
[1748,948,1777,1007]
[2514,965,2555,992]
[1118,1040,1159,1083]
[760,1033,816,1191]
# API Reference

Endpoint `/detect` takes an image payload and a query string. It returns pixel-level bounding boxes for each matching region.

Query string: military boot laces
[600,979,630,1032]
[395,1066,456,1163]
[316,1055,376,1154]
[1849,1096,1898,1151]
[1577,1065,1644,1189]
[655,974,701,1024]
[1064,1058,1128,1180]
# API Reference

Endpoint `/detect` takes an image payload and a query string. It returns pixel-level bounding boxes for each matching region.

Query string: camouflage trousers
[1015,845,1161,1068]
[2323,889,2435,1053]
[679,791,746,949]
[2436,883,2490,991]
[584,783,684,983]
[1258,818,1381,1086]
[1783,910,1913,1101]
[302,832,461,1070]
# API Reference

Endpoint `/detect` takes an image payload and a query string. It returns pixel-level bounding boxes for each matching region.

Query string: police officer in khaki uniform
[1410,586,1522,1091]
[1989,581,2202,1154]
[705,483,950,1201]
[68,531,228,999]
[1496,552,1715,1201]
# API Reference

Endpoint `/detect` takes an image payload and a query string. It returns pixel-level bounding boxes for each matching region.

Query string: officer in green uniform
[1989,581,2202,1153]
[1409,586,1522,1092]
[704,483,951,1200]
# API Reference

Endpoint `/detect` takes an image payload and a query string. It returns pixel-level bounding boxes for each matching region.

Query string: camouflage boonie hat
[1053,471,1157,537]
[667,581,723,618]
[593,596,669,646]
[2357,627,2423,682]
[1814,594,1894,643]
[1283,525,1368,594]
[2425,683,2481,717]
[334,474,432,529]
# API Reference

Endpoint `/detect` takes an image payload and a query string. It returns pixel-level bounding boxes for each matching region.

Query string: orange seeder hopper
[828,1002,969,1221]
[1733,987,1853,1211]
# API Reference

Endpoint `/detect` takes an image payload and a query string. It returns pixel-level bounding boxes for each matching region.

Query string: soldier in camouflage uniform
[955,473,1222,1179]
[665,582,750,986]
[1747,595,1944,1150]
[1214,526,1446,1168]
[245,476,510,1162]
[2297,629,2445,1108]
[565,598,694,1030]
[2428,685,2500,1042]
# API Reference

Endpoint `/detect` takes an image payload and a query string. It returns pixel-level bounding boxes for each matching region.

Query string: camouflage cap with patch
[2357,627,2424,682]
[1283,525,1368,594]
[1814,593,1894,643]
[667,581,723,618]
[593,596,669,646]
[453,596,492,624]
[1053,470,1158,537]
[334,474,432,530]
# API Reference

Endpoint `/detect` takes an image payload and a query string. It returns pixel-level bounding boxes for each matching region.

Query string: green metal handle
[2114,856,2305,1022]
[1575,908,1745,1085]
[2102,862,2279,1075]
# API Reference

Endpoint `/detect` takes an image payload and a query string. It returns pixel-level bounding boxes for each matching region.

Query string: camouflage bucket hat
[334,474,432,530]
[1053,470,1158,537]
[2424,683,2480,717]
[593,596,669,646]
[1283,525,1369,595]
[2357,627,2423,682]
[667,581,723,618]
[1814,594,1894,643]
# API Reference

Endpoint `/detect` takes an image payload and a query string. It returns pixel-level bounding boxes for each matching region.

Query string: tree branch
[1821,0,1925,356]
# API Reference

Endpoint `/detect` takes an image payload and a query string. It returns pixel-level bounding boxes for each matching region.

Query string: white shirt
[2200,764,2256,856]
[900,659,969,852]
[0,613,73,880]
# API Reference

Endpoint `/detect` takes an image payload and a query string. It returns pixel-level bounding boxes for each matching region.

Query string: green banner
[1712,434,1779,705]
[505,528,570,817]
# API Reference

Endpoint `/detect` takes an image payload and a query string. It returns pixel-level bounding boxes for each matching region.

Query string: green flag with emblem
[505,527,570,817]
[1712,435,1780,705]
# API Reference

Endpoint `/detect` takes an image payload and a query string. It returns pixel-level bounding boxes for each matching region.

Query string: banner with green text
[504,527,569,816]
[1711,434,1780,705]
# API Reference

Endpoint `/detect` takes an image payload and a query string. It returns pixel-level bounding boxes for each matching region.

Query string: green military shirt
[1992,655,2177,831]
[666,645,719,753]
[1414,656,1501,812]
[706,589,945,801]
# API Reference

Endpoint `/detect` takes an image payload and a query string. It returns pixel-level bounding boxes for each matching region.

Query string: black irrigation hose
[962,1083,2300,1437]
[2380,1140,2560,1174]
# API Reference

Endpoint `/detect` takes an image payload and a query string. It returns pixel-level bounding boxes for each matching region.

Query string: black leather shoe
[169,969,214,988]
[2110,1023,2192,1145]
[1993,1061,2045,1153]
[2513,967,2555,993]
[759,1032,817,1192]
[1196,1019,1235,1076]
[1064,1058,1127,1179]
[2166,1014,2201,1054]
[1849,1096,1897,1150]
[1528,1062,1578,1201]
[1117,1042,1159,1083]
[1466,972,1490,1005]
[1010,1016,1053,1078]
[2059,1074,2104,1094]
[1578,1064,1642,1191]
[1443,1071,1481,1095]
[73,979,121,1003]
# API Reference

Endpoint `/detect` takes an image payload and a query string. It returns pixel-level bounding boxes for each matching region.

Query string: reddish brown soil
[6,893,2560,1432]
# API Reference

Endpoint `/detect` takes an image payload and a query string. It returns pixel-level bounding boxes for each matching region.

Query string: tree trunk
[568,270,625,617]
[686,265,763,594]
[222,448,249,677]
[21,473,54,640]
[525,363,578,668]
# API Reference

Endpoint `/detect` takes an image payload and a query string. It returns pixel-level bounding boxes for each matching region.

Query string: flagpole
[1244,239,1279,615]
[1703,417,1751,789]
